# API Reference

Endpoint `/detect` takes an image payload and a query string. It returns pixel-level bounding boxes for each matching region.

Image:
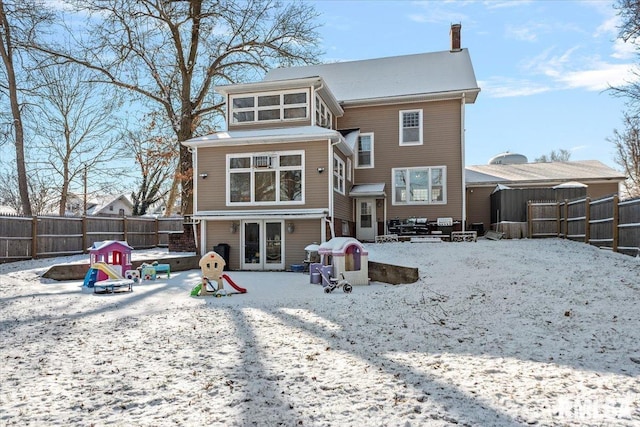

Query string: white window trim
[355,132,375,169]
[391,166,447,205]
[314,94,333,129]
[230,89,310,125]
[333,154,346,195]
[346,158,352,182]
[226,150,305,206]
[399,109,423,146]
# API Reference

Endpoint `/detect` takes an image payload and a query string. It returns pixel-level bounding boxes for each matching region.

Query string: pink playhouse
[317,237,369,286]
[88,240,133,281]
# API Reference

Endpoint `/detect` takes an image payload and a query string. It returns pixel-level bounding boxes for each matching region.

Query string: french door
[242,220,285,270]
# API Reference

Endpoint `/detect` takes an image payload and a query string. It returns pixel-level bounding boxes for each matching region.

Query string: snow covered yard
[0,238,638,426]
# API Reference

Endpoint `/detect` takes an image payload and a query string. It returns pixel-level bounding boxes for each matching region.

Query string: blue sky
[309,0,635,168]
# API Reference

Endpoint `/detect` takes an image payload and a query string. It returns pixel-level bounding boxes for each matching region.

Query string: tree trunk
[0,0,32,216]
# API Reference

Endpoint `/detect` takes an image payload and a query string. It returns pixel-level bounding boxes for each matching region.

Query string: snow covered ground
[0,238,639,426]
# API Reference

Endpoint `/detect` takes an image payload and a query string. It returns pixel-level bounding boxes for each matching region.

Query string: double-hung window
[227,151,304,205]
[392,166,446,205]
[399,109,423,145]
[333,155,345,195]
[230,90,309,124]
[356,133,374,168]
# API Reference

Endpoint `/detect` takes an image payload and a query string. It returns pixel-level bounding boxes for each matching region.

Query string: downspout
[188,146,201,253]
[460,93,466,231]
[327,138,335,239]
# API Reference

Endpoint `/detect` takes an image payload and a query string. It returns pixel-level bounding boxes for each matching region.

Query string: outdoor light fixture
[317,167,325,174]
[287,222,295,234]
[199,173,208,179]
[230,222,238,233]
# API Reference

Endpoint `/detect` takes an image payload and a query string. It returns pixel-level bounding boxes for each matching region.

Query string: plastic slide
[83,268,99,288]
[221,274,247,293]
[92,262,124,280]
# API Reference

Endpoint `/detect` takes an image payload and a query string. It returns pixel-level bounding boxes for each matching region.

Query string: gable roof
[466,160,626,186]
[264,49,480,106]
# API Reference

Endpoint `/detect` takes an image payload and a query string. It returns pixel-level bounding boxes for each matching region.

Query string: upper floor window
[392,166,446,205]
[315,95,333,128]
[356,133,374,168]
[230,90,309,125]
[333,155,345,195]
[227,151,304,205]
[399,109,423,145]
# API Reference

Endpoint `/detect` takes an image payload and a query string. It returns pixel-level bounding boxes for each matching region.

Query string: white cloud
[478,77,551,98]
[518,45,638,91]
[408,2,468,24]
[482,0,533,10]
[556,62,638,91]
[611,39,636,60]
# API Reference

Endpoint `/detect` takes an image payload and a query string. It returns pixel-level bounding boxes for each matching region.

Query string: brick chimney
[450,23,462,52]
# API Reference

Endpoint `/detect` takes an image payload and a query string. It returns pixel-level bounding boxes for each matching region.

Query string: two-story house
[183,25,480,270]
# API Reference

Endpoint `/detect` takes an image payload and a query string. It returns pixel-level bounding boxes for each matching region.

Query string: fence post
[584,197,591,245]
[556,202,561,237]
[82,216,87,253]
[563,200,568,240]
[612,194,619,252]
[527,201,532,238]
[123,216,128,243]
[155,218,160,247]
[31,216,38,259]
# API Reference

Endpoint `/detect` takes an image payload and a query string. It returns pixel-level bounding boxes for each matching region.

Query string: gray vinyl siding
[338,99,464,222]
[195,141,331,212]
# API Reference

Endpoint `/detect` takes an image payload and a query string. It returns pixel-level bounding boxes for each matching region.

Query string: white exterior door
[356,198,376,242]
[241,220,285,270]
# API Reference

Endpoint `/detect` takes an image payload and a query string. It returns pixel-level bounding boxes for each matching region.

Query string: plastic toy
[191,251,247,297]
[88,241,133,282]
[318,264,352,294]
[82,261,134,294]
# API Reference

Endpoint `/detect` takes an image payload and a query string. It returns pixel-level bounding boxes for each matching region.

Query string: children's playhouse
[88,240,133,281]
[316,237,369,286]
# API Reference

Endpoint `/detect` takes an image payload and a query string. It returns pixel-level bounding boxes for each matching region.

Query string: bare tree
[0,163,58,215]
[32,0,322,216]
[0,0,53,216]
[609,113,640,198]
[534,149,572,163]
[28,63,127,216]
[127,119,177,216]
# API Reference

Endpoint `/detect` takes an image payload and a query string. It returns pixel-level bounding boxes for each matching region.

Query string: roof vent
[488,152,528,165]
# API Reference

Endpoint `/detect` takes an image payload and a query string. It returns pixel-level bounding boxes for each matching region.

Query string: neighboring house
[466,158,626,230]
[60,193,133,217]
[183,25,480,270]
[86,194,134,217]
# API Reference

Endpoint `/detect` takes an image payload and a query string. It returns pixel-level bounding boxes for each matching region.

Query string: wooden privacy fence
[528,195,640,256]
[0,215,183,262]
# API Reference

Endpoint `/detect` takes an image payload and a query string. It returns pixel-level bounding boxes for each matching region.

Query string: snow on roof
[264,49,480,105]
[182,126,342,147]
[318,237,368,256]
[466,160,625,185]
[89,240,133,251]
[349,183,386,197]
